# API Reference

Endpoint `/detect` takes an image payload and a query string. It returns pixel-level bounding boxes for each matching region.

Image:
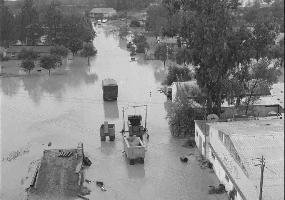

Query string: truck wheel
[130,159,135,165]
[109,136,115,141]
[101,136,106,141]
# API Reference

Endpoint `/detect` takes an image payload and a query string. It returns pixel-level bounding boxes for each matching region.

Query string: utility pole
[255,155,265,200]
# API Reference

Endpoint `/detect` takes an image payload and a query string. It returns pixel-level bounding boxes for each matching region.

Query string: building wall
[195,123,208,158]
[208,146,244,200]
[208,127,258,200]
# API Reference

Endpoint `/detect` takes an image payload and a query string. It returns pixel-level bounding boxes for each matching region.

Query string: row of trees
[149,0,284,136]
[159,0,283,116]
[1,0,95,50]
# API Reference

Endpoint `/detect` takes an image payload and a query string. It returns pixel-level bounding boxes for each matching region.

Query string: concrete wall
[194,122,209,158]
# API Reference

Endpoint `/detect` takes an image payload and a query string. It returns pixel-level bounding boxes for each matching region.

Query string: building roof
[6,45,53,53]
[209,119,284,200]
[90,7,116,14]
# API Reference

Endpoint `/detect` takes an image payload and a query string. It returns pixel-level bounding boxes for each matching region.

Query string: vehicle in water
[121,105,148,165]
[100,121,115,141]
[102,78,118,101]
[102,18,108,23]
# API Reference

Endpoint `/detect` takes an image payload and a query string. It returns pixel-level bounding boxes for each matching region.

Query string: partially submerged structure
[6,45,53,59]
[195,119,284,200]
[27,143,86,200]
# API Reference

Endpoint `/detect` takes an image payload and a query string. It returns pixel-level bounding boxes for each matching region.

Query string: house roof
[6,45,53,53]
[90,7,116,14]
[209,119,284,200]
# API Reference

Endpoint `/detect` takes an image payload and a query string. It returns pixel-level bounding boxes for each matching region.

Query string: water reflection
[100,140,116,156]
[103,101,119,119]
[126,161,145,179]
[1,56,98,103]
[0,77,20,96]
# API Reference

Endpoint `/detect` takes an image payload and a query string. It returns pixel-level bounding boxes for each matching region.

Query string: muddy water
[0,26,225,200]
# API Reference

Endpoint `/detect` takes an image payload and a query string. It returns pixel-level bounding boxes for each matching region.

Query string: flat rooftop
[209,119,284,200]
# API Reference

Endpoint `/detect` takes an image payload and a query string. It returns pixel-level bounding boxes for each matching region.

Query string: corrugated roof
[209,119,284,200]
[7,45,53,53]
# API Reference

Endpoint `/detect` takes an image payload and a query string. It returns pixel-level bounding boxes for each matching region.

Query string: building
[171,81,199,102]
[195,119,284,200]
[89,7,117,19]
[6,45,53,59]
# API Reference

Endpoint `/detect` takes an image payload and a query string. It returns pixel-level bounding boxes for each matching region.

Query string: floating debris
[96,181,107,191]
[180,156,188,163]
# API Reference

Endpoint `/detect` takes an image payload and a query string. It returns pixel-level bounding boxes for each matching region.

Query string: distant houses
[194,118,284,200]
[89,7,117,19]
[6,45,53,59]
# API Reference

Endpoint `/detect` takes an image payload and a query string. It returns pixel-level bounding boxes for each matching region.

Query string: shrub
[130,20,141,27]
[136,42,149,53]
[163,64,193,85]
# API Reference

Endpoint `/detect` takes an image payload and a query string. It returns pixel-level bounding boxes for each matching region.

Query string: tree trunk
[88,57,90,66]
[49,70,50,76]
[245,80,258,115]
[163,60,166,68]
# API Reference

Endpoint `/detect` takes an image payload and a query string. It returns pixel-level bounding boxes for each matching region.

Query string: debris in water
[85,179,91,183]
[96,181,107,191]
[48,142,52,146]
[83,156,92,166]
[77,194,89,200]
[180,156,188,163]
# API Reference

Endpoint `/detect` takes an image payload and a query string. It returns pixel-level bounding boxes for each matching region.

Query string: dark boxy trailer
[102,79,118,101]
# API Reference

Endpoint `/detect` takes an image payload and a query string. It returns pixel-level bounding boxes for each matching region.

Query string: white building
[198,119,284,200]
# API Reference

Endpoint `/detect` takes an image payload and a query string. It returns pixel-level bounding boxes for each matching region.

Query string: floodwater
[0,25,227,200]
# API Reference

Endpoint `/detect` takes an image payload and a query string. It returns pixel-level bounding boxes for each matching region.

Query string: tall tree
[21,59,35,74]
[15,0,39,43]
[81,42,97,65]
[154,43,173,67]
[0,3,15,46]
[40,55,61,75]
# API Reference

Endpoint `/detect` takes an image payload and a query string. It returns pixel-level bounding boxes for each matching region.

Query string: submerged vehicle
[102,78,118,101]
[123,134,145,165]
[121,105,148,165]
[100,121,115,141]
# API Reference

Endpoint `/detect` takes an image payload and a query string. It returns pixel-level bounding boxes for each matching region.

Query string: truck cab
[102,79,118,101]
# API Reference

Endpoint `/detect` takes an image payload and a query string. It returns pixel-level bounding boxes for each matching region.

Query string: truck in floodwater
[102,78,118,101]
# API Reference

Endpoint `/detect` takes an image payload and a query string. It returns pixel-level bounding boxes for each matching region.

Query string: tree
[0,3,15,47]
[268,37,284,67]
[163,64,192,85]
[68,39,83,55]
[175,47,192,66]
[145,5,168,35]
[165,0,253,116]
[250,19,279,60]
[81,42,97,65]
[50,45,69,57]
[15,0,39,42]
[154,43,173,67]
[227,58,281,114]
[18,48,39,60]
[25,23,43,45]
[21,59,35,74]
[40,55,60,75]
[166,89,203,137]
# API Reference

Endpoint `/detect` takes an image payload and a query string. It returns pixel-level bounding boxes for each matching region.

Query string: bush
[163,65,193,85]
[130,20,141,27]
[166,92,204,137]
[50,45,69,57]
[133,34,147,45]
[136,42,149,53]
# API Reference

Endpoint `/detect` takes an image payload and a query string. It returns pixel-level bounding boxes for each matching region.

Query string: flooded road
[1,26,226,200]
